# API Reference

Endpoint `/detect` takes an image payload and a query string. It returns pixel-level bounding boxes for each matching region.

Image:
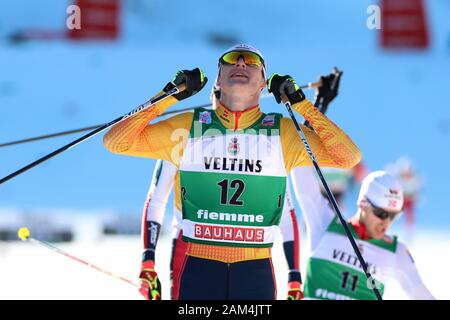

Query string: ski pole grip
[308,80,322,89]
[281,93,289,105]
[176,83,187,93]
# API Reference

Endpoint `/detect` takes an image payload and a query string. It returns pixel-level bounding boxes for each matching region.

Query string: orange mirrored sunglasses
[220,51,264,67]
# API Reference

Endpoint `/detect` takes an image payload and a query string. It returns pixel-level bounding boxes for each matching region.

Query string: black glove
[163,68,208,101]
[267,73,306,105]
[314,71,342,107]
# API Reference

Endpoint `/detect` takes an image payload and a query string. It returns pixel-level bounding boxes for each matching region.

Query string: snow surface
[1,229,448,300]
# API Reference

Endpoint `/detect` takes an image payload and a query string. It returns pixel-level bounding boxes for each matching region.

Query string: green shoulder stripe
[190,108,282,138]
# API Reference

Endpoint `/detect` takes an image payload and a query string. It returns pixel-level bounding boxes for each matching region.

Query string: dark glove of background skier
[314,71,343,107]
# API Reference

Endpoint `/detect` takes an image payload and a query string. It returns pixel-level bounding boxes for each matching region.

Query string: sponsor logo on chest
[228,137,240,156]
[199,111,212,124]
[331,248,378,275]
[193,210,265,242]
[204,156,262,173]
[194,224,265,242]
[261,114,275,127]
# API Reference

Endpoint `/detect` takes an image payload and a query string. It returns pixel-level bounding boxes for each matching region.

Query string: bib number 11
[341,271,359,292]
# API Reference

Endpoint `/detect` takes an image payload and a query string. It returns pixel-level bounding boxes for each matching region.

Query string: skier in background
[291,166,435,300]
[290,72,433,300]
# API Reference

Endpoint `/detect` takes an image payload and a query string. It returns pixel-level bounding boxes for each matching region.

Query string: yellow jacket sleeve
[281,99,362,172]
[103,94,193,166]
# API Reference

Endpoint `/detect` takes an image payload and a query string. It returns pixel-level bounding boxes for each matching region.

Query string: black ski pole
[0,84,184,185]
[0,125,102,148]
[0,83,320,148]
[284,97,383,301]
[0,103,211,148]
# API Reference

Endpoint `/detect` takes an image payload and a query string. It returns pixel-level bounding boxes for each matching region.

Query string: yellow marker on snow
[18,227,30,241]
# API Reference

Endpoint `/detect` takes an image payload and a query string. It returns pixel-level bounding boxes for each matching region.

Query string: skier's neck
[213,101,262,131]
[349,216,371,240]
[219,93,260,112]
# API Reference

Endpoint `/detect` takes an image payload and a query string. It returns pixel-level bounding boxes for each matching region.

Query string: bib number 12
[217,179,245,206]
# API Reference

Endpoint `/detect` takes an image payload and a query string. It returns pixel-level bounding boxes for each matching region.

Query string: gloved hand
[287,281,304,300]
[314,71,342,106]
[138,260,161,300]
[163,68,208,101]
[267,73,306,105]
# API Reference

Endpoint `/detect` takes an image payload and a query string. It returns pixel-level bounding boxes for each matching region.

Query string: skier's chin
[372,227,387,239]
[229,78,250,87]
